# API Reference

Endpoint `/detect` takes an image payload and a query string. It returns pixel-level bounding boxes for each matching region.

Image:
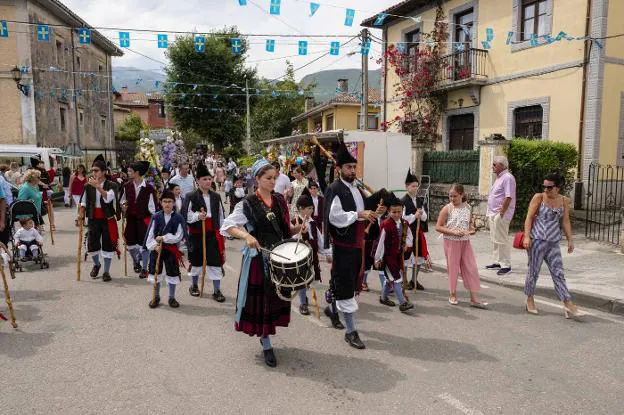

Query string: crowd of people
[0,148,586,369]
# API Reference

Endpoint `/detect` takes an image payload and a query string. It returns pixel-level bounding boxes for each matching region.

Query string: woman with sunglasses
[522,173,584,319]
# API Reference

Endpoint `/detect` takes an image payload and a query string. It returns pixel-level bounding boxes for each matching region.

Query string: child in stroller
[9,200,49,271]
[14,218,43,261]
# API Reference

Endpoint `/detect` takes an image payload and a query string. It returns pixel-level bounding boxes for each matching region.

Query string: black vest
[84,180,118,220]
[326,180,360,245]
[242,193,289,249]
[182,190,222,230]
[401,194,429,233]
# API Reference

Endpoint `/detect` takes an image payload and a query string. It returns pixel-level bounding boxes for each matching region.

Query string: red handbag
[513,231,525,249]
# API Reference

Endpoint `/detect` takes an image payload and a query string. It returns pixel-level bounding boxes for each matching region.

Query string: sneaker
[399,301,414,312]
[324,306,344,330]
[299,303,310,315]
[344,331,366,349]
[406,281,415,290]
[263,348,277,367]
[139,270,148,279]
[416,281,425,291]
[212,291,226,303]
[90,264,101,279]
[379,296,396,307]
[102,272,112,282]
[168,298,180,308]
[485,263,501,270]
[149,296,160,309]
[133,263,142,273]
[497,267,512,276]
[189,285,200,297]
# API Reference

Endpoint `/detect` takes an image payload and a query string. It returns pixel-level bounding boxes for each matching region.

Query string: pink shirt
[487,170,516,221]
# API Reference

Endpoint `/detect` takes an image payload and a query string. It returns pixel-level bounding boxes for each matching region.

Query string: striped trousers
[524,239,571,301]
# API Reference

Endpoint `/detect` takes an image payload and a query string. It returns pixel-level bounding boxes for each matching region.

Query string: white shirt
[14,227,44,244]
[186,192,224,227]
[312,196,319,216]
[170,174,196,197]
[120,179,156,214]
[80,183,114,208]
[328,179,365,228]
[402,194,428,224]
[145,213,184,251]
[274,173,292,196]
[292,215,331,256]
[175,197,183,213]
[374,218,413,263]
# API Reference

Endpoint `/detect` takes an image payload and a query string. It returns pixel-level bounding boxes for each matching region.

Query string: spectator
[290,166,308,216]
[227,158,238,176]
[0,166,14,207]
[69,165,87,208]
[5,162,22,185]
[18,169,43,216]
[214,163,226,191]
[62,166,72,207]
[485,156,516,276]
[273,161,292,197]
[169,163,196,197]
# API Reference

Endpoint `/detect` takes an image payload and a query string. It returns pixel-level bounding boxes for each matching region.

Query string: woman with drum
[221,158,305,368]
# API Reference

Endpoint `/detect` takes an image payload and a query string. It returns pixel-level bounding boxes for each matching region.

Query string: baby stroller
[8,200,50,271]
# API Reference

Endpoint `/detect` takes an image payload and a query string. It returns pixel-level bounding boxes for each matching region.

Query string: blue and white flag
[361,39,371,56]
[0,21,8,38]
[506,31,514,45]
[266,39,275,52]
[37,24,50,42]
[329,41,340,56]
[298,40,308,55]
[195,35,206,52]
[486,27,494,42]
[270,0,281,15]
[231,37,242,54]
[345,9,355,27]
[119,32,130,48]
[238,0,247,5]
[374,13,388,26]
[310,2,320,16]
[78,28,91,45]
[158,34,168,49]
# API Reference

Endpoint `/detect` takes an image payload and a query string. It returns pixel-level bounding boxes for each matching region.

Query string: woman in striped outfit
[522,173,584,319]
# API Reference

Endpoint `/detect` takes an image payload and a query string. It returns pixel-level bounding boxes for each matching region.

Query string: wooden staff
[152,241,163,304]
[77,209,84,281]
[47,200,55,245]
[199,214,207,298]
[365,198,383,234]
[310,287,321,320]
[401,220,409,302]
[0,242,17,328]
[122,214,127,277]
[413,218,421,290]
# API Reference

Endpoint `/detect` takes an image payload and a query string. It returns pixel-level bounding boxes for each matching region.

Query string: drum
[269,239,314,301]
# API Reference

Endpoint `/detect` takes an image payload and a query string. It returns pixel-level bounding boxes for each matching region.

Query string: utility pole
[360,28,370,131]
[245,77,251,154]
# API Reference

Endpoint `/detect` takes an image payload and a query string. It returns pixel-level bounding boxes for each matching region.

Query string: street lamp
[11,66,29,96]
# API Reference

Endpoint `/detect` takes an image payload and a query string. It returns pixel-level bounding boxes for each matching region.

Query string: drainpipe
[575,0,592,210]
[382,26,388,131]
[70,29,81,153]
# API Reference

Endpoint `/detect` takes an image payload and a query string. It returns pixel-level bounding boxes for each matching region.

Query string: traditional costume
[220,158,292,367]
[121,161,158,278]
[374,195,414,312]
[80,155,121,282]
[361,189,391,292]
[402,169,430,291]
[322,143,367,349]
[181,162,226,302]
[308,181,324,233]
[145,190,187,309]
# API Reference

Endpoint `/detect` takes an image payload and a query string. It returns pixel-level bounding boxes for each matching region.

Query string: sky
[59,0,400,81]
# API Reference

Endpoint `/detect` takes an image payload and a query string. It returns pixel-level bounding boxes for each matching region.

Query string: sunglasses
[543,185,555,190]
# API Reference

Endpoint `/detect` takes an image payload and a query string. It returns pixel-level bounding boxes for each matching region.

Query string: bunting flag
[298,40,308,55]
[530,33,538,47]
[37,24,50,42]
[506,31,514,45]
[231,37,242,54]
[454,43,465,52]
[270,0,281,15]
[374,13,388,26]
[0,21,7,38]
[266,39,275,52]
[344,8,355,27]
[361,39,371,56]
[329,41,340,56]
[396,42,406,54]
[481,40,491,50]
[238,0,247,4]
[78,28,91,45]
[195,35,206,52]
[555,31,567,41]
[309,2,320,16]
[543,34,555,44]
[157,34,168,48]
[119,31,130,48]
[486,27,494,42]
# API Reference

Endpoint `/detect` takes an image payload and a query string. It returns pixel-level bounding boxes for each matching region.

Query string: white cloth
[186,193,224,227]
[145,213,184,251]
[120,180,156,214]
[234,187,245,199]
[402,195,428,224]
[336,298,358,313]
[175,197,183,213]
[190,266,223,281]
[274,173,292,196]
[14,227,44,244]
[312,196,319,217]
[91,250,115,259]
[80,185,114,208]
[220,199,247,235]
[328,179,365,228]
[292,215,331,257]
[147,274,180,286]
[169,174,196,198]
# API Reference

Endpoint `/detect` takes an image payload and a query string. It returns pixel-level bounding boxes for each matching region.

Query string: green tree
[115,113,145,141]
[165,28,256,152]
[250,61,313,149]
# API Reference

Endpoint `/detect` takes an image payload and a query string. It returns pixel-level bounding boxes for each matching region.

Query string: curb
[430,264,624,316]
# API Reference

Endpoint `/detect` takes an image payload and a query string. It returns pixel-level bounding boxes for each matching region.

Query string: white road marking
[437,393,484,415]
[224,264,237,274]
[293,307,329,327]
[534,298,624,325]
[481,284,490,289]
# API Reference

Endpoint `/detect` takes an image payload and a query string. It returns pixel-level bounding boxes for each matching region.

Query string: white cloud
[59,0,398,81]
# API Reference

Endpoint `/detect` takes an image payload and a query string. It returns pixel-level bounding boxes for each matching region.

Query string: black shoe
[379,296,396,307]
[406,280,415,290]
[263,348,277,367]
[324,306,344,330]
[399,301,414,312]
[485,263,501,270]
[497,267,512,276]
[90,264,101,279]
[299,303,310,315]
[139,270,148,279]
[189,285,200,297]
[168,298,180,308]
[213,291,226,303]
[133,263,142,273]
[416,282,425,291]
[102,272,112,282]
[345,331,366,349]
[149,296,160,308]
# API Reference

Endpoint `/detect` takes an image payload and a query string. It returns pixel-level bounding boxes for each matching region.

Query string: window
[522,0,548,40]
[76,56,81,72]
[55,40,64,68]
[312,117,322,132]
[514,105,543,138]
[101,116,107,131]
[454,9,474,48]
[60,108,67,132]
[325,114,334,131]
[404,29,420,73]
[357,113,379,130]
[79,110,84,127]
[158,102,166,118]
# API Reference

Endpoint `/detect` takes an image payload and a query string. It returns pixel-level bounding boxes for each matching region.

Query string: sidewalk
[425,229,624,315]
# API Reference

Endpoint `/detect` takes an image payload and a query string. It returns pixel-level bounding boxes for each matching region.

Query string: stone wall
[427,183,489,230]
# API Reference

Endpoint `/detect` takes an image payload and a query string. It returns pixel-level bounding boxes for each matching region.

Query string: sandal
[470,301,489,309]
[448,296,459,305]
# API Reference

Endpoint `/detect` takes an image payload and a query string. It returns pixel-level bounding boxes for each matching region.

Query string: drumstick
[259,247,291,261]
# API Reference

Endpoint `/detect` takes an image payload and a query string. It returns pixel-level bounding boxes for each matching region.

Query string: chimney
[305,96,315,112]
[337,78,349,93]
[121,86,129,95]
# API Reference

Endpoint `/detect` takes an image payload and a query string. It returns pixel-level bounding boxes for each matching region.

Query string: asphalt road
[1,207,623,415]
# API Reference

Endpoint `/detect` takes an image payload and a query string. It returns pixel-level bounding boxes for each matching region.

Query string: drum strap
[249,195,283,241]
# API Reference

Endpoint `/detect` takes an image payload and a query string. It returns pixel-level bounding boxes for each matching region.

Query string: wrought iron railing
[438,48,488,86]
[585,163,624,246]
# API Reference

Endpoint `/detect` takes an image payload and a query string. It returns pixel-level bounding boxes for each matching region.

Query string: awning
[261,129,344,145]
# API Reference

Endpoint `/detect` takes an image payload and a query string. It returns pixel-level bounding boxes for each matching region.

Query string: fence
[423,149,479,186]
[585,163,624,246]
[439,48,488,86]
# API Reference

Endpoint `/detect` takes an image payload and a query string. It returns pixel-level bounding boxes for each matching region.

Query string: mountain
[301,68,381,99]
[112,66,166,93]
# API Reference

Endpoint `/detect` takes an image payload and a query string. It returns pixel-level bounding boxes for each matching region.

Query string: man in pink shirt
[486,156,516,275]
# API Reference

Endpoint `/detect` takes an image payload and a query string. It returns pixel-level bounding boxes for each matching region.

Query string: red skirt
[235,255,291,337]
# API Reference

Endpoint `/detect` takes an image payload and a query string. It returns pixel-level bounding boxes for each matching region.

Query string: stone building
[0,0,123,153]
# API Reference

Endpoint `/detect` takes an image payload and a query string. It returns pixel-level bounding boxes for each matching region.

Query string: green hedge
[506,138,578,227]
[423,149,480,185]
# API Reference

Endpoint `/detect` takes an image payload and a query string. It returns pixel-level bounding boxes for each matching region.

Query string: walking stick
[401,221,409,302]
[0,242,17,328]
[199,215,207,298]
[77,209,84,281]
[122,214,127,277]
[47,200,55,245]
[310,287,321,320]
[152,241,163,304]
[413,218,421,289]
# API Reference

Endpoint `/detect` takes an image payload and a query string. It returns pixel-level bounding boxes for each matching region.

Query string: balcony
[437,48,488,91]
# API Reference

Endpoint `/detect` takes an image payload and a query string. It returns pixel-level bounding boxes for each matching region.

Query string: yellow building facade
[363,0,624,179]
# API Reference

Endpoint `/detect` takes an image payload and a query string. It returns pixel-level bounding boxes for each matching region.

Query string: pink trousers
[443,239,481,293]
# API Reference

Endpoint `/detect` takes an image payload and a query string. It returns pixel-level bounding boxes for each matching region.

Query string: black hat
[386,192,403,207]
[335,142,357,166]
[161,166,171,174]
[364,188,391,210]
[307,180,320,189]
[232,175,241,182]
[296,194,314,209]
[405,168,419,185]
[130,161,150,176]
[160,190,175,201]
[30,157,42,168]
[92,154,106,171]
[195,161,212,179]
[168,182,180,191]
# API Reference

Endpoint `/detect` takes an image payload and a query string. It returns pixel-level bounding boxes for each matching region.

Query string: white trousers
[488,214,511,268]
